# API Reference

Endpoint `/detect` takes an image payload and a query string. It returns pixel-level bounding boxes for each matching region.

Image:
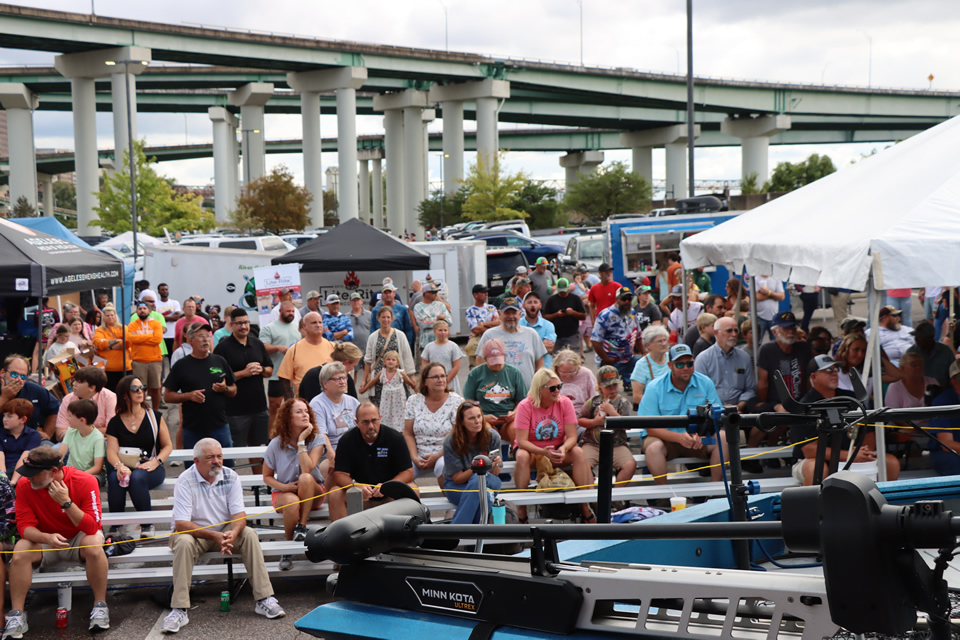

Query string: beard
[30,476,53,491]
[209,464,223,478]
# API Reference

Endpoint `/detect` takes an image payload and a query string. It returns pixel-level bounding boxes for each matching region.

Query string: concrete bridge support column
[228,83,274,188]
[374,89,430,237]
[0,84,39,213]
[55,46,152,236]
[429,79,510,175]
[37,173,54,218]
[422,108,436,201]
[209,107,239,224]
[620,125,700,200]
[439,100,463,195]
[358,159,370,222]
[720,115,791,182]
[559,150,604,187]
[288,68,368,222]
[110,69,143,166]
[298,90,324,228]
[624,143,653,185]
[383,110,404,236]
[371,155,384,228]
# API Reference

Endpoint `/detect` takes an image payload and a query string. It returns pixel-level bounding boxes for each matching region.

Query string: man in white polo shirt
[162,438,284,634]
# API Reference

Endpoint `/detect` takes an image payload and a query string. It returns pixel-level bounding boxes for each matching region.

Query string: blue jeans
[614,356,640,388]
[756,317,773,343]
[182,424,234,468]
[107,464,165,513]
[799,292,819,333]
[924,295,938,321]
[447,474,503,524]
[931,449,960,477]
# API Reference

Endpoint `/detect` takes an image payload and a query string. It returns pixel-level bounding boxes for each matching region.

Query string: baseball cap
[556,278,570,292]
[535,257,549,265]
[15,454,61,478]
[382,277,394,286]
[481,339,506,366]
[325,294,341,304]
[306,290,321,300]
[616,286,633,299]
[427,281,442,292]
[635,284,652,293]
[515,277,532,288]
[382,283,397,292]
[911,322,935,337]
[669,344,693,361]
[598,262,613,272]
[878,305,902,317]
[515,266,529,275]
[670,284,684,297]
[597,365,621,387]
[499,296,522,312]
[772,311,798,328]
[192,323,213,334]
[349,292,363,301]
[472,284,489,294]
[840,316,867,332]
[949,360,960,379]
[808,354,839,373]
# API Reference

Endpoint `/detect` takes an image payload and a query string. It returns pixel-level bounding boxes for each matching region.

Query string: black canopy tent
[0,218,124,296]
[272,219,431,271]
[0,218,125,372]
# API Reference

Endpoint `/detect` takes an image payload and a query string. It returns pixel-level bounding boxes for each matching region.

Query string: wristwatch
[60,500,73,511]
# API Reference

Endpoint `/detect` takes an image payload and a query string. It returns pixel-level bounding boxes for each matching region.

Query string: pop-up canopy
[681,113,960,291]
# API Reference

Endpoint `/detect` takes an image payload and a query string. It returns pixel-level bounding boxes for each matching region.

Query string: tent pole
[868,275,887,482]
[680,267,688,341]
[748,274,760,387]
[950,288,956,347]
[120,280,127,374]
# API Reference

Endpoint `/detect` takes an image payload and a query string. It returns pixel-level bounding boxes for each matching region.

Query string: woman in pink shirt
[513,369,595,524]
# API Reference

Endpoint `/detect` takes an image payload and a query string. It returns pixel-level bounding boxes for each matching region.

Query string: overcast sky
[4,0,959,193]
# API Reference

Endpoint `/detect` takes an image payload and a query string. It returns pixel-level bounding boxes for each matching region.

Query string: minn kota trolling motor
[297,372,960,640]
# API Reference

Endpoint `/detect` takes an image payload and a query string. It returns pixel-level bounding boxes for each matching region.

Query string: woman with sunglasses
[403,362,463,489]
[442,401,502,523]
[104,375,173,538]
[513,369,595,524]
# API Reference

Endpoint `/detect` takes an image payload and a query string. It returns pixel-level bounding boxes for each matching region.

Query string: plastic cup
[119,470,130,488]
[670,496,687,511]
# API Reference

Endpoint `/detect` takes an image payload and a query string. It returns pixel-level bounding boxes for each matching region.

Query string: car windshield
[580,238,604,260]
[487,253,524,275]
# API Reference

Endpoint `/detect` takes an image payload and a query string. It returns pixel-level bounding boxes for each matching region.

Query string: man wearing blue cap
[638,344,723,485]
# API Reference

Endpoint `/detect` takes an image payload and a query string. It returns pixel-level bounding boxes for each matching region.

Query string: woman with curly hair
[262,398,333,571]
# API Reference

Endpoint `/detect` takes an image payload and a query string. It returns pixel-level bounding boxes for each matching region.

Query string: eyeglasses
[425,375,446,381]
[545,383,563,392]
[233,321,250,326]
[358,417,381,426]
[721,328,739,334]
[673,361,695,369]
[129,384,146,392]
[462,401,480,408]
[328,376,348,383]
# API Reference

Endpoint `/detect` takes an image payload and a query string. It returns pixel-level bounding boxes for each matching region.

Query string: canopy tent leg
[867,274,887,482]
[680,267,688,341]
[748,274,760,387]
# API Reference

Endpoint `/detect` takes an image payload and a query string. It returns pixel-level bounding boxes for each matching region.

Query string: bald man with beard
[276,312,335,398]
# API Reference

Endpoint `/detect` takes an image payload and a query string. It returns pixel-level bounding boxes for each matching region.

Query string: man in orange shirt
[128,301,164,411]
[277,312,334,398]
[666,252,683,289]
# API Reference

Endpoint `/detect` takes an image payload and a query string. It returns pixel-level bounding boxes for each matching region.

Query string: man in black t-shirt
[542,278,587,353]
[163,325,238,462]
[214,308,273,472]
[327,402,414,521]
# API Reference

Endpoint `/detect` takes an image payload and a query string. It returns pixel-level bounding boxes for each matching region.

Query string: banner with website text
[252,264,303,325]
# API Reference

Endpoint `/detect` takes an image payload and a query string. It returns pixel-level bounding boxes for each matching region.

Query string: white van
[178,235,294,252]
[482,219,531,237]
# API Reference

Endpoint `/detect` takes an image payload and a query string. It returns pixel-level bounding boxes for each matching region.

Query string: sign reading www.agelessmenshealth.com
[50,270,121,286]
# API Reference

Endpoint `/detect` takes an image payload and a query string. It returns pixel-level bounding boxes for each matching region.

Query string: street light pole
[685,0,695,198]
[862,31,872,87]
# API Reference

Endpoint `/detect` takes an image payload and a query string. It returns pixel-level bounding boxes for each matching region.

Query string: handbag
[116,410,159,467]
[535,455,575,493]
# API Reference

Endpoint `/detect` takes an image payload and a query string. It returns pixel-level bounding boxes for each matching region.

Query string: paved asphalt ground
[12,291,921,639]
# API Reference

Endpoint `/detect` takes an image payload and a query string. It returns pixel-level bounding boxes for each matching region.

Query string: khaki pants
[465,334,481,367]
[169,527,273,609]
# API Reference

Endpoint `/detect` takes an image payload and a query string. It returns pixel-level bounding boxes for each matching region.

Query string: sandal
[582,509,597,524]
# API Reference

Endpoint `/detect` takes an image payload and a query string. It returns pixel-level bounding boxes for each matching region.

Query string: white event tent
[681,113,960,480]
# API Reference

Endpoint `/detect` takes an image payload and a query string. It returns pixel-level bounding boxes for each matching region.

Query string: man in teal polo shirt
[638,344,722,485]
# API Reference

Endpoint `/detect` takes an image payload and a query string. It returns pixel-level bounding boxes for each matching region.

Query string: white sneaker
[141,524,156,539]
[1,610,27,640]
[255,596,285,619]
[89,601,110,631]
[162,608,189,634]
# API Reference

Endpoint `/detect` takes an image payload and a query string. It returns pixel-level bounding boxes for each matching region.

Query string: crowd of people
[0,271,959,637]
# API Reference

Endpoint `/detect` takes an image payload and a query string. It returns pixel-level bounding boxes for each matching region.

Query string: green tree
[12,196,35,217]
[762,154,836,193]
[563,161,651,223]
[323,190,339,227]
[94,140,215,236]
[460,153,529,222]
[740,172,760,195]
[52,180,76,211]
[417,188,467,229]
[234,165,312,234]
[511,181,563,230]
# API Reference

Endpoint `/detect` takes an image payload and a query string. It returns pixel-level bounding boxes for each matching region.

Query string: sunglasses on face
[7,372,28,381]
[545,383,563,392]
[673,361,695,369]
[129,385,146,392]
